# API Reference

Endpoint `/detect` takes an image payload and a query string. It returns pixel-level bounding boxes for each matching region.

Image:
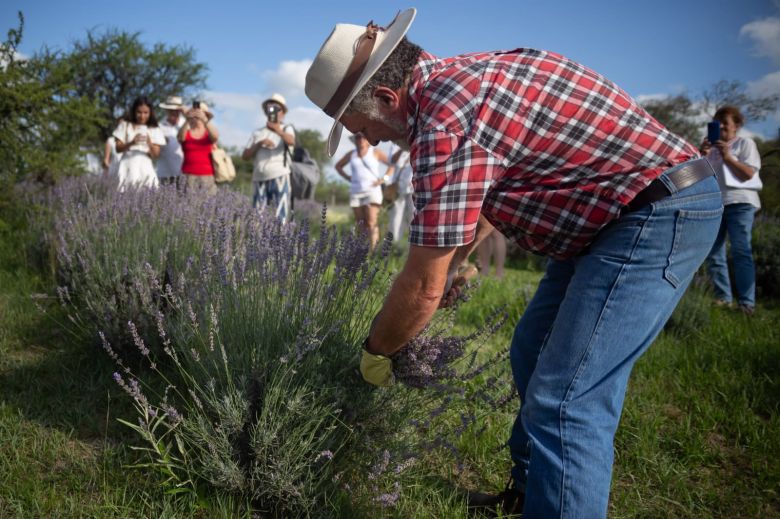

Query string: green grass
[1,208,778,517]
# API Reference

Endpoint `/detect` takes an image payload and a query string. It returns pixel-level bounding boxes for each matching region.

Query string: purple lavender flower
[374,482,401,507]
[315,450,334,463]
[393,334,468,388]
[127,321,150,357]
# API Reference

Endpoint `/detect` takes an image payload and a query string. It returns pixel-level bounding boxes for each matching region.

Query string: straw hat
[305,8,416,156]
[158,95,183,110]
[262,93,288,113]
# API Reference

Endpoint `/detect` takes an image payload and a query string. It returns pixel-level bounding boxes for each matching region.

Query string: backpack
[211,146,236,183]
[282,126,321,200]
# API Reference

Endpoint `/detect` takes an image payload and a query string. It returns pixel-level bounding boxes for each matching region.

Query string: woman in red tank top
[177,101,220,195]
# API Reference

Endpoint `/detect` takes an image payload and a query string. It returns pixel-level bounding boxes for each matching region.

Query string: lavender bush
[44,177,259,353]
[37,176,518,516]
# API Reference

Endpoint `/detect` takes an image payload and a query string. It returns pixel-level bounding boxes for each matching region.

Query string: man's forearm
[280,131,295,147]
[367,245,456,356]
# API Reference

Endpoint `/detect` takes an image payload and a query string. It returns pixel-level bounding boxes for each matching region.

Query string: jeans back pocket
[664,207,724,288]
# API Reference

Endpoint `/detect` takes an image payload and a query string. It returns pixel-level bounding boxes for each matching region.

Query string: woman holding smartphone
[701,105,762,314]
[178,101,219,196]
[113,97,165,190]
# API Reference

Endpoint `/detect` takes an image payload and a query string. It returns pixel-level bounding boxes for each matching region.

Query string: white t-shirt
[245,125,296,182]
[112,120,166,154]
[349,148,382,194]
[707,136,762,209]
[156,117,184,178]
[391,150,414,195]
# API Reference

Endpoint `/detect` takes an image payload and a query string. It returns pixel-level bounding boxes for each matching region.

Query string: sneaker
[713,299,733,308]
[467,478,524,516]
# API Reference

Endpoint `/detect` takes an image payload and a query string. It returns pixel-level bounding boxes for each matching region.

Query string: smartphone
[707,121,721,143]
[193,101,201,109]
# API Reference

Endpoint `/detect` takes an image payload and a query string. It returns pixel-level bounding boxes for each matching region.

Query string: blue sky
[3,0,779,163]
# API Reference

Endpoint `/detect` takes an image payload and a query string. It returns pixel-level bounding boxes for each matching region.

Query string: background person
[242,93,295,221]
[334,132,392,251]
[702,105,762,314]
[102,132,122,178]
[386,145,414,244]
[476,229,507,279]
[156,95,185,186]
[112,96,165,190]
[177,101,219,196]
[305,9,722,517]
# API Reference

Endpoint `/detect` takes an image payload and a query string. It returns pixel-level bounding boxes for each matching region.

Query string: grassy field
[1,204,778,518]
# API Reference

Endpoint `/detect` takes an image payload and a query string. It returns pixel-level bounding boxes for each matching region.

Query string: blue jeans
[508,171,722,518]
[705,203,756,307]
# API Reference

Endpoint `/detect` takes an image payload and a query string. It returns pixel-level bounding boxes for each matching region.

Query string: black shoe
[467,478,524,516]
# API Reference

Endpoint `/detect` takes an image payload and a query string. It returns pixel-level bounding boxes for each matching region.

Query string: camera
[193,101,201,109]
[265,103,281,123]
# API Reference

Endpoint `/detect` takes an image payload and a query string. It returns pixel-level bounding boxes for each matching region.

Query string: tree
[643,94,703,145]
[0,12,103,184]
[701,80,780,123]
[641,80,780,146]
[53,29,208,140]
[295,128,330,172]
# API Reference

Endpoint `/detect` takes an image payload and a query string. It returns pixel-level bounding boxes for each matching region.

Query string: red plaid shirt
[406,49,698,259]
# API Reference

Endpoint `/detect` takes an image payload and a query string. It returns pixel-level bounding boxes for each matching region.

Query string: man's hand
[439,265,478,308]
[360,350,394,387]
[266,121,282,133]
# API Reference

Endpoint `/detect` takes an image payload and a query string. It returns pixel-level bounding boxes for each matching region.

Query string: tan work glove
[360,349,395,387]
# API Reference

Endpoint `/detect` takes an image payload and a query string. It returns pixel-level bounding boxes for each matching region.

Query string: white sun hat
[305,8,417,156]
[262,93,288,113]
[158,95,184,110]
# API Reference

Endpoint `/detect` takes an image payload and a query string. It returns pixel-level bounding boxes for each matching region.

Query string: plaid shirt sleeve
[409,130,503,247]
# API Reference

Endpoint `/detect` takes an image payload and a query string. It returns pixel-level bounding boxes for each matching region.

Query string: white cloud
[740,16,780,65]
[747,70,780,101]
[204,58,395,181]
[748,70,780,126]
[262,59,313,102]
[635,93,670,104]
[0,49,28,68]
[202,89,358,177]
[738,126,768,141]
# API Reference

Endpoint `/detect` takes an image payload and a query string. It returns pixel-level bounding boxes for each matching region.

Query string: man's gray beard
[359,101,409,148]
[375,116,409,149]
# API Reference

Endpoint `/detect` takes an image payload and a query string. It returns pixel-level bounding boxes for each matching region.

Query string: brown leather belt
[626,158,715,212]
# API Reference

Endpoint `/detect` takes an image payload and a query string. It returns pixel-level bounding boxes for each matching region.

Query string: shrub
[753,214,780,299]
[43,177,259,352]
[42,176,515,516]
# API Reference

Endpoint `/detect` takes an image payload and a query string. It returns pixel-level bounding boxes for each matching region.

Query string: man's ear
[372,86,401,111]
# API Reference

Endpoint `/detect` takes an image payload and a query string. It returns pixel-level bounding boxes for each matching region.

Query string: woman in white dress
[113,97,166,190]
[335,132,392,251]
